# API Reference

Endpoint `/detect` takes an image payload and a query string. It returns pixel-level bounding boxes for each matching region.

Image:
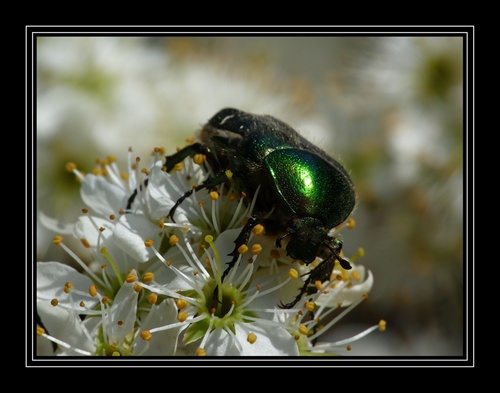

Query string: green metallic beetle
[133,108,356,308]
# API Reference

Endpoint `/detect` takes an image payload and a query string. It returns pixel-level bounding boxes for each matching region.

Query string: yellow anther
[147,293,158,305]
[65,162,77,172]
[119,209,125,215]
[196,348,206,356]
[193,154,206,165]
[102,296,109,304]
[351,270,361,281]
[176,299,188,309]
[169,235,179,246]
[299,324,308,335]
[126,273,137,283]
[174,163,183,171]
[81,208,89,214]
[53,236,62,246]
[140,331,152,341]
[288,268,299,279]
[362,293,369,300]
[238,244,249,254]
[199,201,204,207]
[159,218,165,229]
[79,301,85,307]
[153,146,166,155]
[186,137,195,144]
[144,239,154,248]
[143,272,154,282]
[177,311,188,322]
[37,327,45,336]
[346,217,356,229]
[314,280,323,291]
[305,302,315,312]
[65,282,73,289]
[166,260,172,266]
[347,345,352,351]
[294,334,300,341]
[120,172,129,181]
[51,298,58,307]
[80,238,91,248]
[252,224,264,235]
[251,244,262,255]
[89,285,97,297]
[270,249,280,260]
[379,320,387,332]
[133,284,142,292]
[247,333,257,344]
[209,191,219,200]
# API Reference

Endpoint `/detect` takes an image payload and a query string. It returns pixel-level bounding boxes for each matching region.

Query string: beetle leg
[164,142,211,171]
[221,215,259,282]
[275,231,292,249]
[168,170,230,222]
[213,216,260,302]
[127,142,212,210]
[279,257,335,309]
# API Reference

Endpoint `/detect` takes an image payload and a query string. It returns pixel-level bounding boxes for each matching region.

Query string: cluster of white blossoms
[36,146,384,357]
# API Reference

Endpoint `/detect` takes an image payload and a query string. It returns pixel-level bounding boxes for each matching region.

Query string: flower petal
[235,322,299,356]
[80,174,127,216]
[37,300,95,355]
[135,299,182,356]
[37,261,97,309]
[111,214,163,262]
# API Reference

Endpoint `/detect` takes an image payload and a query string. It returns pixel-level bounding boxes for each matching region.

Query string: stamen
[247,333,257,344]
[37,328,92,356]
[177,311,188,322]
[196,348,206,356]
[176,299,188,309]
[148,293,158,305]
[53,237,106,288]
[252,224,264,235]
[169,235,179,246]
[100,247,123,287]
[251,244,262,255]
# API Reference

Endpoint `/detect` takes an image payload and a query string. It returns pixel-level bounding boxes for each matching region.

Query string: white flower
[137,228,300,356]
[37,148,383,357]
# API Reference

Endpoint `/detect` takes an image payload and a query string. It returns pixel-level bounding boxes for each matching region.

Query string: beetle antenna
[325,241,352,270]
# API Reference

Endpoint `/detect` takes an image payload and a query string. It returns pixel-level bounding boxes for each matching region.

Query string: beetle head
[285,217,352,270]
